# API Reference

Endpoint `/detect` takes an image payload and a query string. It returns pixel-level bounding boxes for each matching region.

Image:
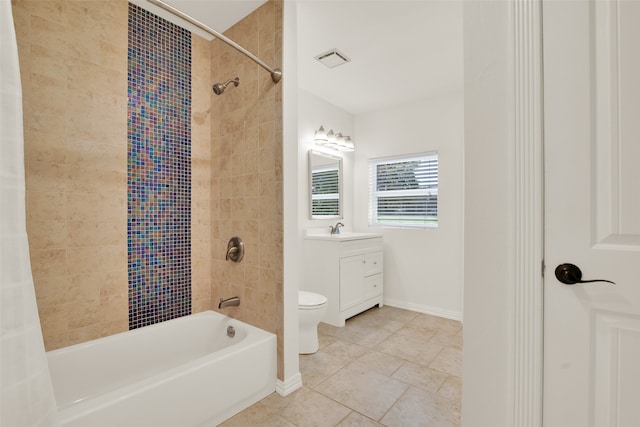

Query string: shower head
[212,77,239,95]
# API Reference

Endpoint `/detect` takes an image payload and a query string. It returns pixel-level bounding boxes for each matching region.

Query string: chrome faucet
[329,222,344,235]
[218,296,240,309]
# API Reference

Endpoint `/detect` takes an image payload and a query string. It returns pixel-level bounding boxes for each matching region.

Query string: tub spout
[218,296,240,309]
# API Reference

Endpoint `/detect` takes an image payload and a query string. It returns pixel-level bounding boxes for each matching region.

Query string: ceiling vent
[314,49,351,68]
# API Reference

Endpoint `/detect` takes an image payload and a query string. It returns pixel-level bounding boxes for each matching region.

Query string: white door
[543,0,640,426]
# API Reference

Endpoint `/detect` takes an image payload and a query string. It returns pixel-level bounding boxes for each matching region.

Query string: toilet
[298,291,328,354]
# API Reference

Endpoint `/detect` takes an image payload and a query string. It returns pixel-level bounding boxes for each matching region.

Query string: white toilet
[298,291,328,354]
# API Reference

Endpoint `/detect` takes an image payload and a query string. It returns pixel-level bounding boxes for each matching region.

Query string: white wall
[298,89,355,235]
[353,94,464,319]
[281,0,301,395]
[461,0,513,425]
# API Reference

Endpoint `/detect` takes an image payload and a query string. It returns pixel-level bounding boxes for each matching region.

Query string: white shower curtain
[0,1,59,425]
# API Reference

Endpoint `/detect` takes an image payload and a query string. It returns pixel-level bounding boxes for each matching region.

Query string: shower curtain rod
[147,0,282,84]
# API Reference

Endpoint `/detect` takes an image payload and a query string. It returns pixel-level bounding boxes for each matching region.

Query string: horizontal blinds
[369,152,438,227]
[312,167,339,216]
[312,169,339,195]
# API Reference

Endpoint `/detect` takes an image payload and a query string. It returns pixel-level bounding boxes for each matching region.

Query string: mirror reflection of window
[311,166,339,216]
[309,150,342,219]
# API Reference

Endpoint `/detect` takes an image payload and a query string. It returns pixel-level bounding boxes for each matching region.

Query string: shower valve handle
[226,237,244,262]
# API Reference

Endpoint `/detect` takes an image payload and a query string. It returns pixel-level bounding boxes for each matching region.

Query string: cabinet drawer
[339,238,383,257]
[365,274,383,298]
[365,252,383,276]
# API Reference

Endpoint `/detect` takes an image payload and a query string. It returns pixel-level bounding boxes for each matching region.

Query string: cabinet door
[340,255,365,310]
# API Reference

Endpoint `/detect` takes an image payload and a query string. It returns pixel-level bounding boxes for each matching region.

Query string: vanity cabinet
[303,234,383,327]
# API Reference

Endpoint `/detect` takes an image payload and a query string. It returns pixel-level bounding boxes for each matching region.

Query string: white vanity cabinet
[303,234,383,327]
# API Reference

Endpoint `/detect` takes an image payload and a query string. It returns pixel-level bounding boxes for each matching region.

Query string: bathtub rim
[46,310,277,425]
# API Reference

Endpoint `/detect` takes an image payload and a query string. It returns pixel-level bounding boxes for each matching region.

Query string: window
[369,152,438,228]
[311,165,340,217]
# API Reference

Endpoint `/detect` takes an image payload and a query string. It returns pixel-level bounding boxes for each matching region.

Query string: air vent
[314,49,351,68]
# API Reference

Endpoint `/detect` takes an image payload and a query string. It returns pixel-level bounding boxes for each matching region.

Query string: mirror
[309,150,342,219]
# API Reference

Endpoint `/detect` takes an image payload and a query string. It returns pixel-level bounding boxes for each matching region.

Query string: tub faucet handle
[226,237,244,262]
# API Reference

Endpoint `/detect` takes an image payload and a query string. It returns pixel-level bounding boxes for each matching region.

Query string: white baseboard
[276,372,303,397]
[383,298,463,322]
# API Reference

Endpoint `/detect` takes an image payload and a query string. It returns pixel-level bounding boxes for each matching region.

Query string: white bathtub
[46,310,276,427]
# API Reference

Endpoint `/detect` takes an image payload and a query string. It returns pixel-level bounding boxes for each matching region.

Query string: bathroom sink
[305,232,382,241]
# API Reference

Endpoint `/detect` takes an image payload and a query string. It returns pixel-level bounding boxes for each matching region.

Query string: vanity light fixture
[313,125,354,152]
[314,125,328,142]
[343,136,355,151]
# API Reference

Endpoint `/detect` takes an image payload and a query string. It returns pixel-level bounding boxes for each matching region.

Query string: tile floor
[220,306,463,427]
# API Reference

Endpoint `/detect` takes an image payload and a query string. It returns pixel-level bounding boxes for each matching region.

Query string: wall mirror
[309,150,342,219]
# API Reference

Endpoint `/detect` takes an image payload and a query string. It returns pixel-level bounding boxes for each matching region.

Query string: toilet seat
[299,291,327,309]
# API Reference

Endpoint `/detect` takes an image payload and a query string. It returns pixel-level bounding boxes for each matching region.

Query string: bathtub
[46,310,276,427]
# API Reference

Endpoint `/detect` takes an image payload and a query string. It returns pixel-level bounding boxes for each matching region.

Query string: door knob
[554,263,615,285]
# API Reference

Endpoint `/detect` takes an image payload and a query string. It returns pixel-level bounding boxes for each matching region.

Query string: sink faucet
[329,222,344,235]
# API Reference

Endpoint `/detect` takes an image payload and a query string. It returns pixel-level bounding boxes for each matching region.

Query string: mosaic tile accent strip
[127,4,192,329]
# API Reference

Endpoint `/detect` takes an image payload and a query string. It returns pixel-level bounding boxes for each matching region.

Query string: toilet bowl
[298,291,328,354]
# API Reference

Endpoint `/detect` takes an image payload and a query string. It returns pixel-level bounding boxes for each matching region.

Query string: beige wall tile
[17,0,129,350]
[100,319,128,338]
[68,272,101,302]
[33,274,69,307]
[191,25,212,313]
[210,0,283,378]
[67,324,102,344]
[30,249,67,277]
[98,270,127,298]
[17,0,282,363]
[38,303,70,348]
[27,219,66,250]
[30,15,67,53]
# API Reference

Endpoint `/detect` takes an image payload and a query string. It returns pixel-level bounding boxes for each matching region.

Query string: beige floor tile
[375,333,443,367]
[438,375,462,412]
[319,320,402,349]
[218,399,279,426]
[255,388,310,415]
[318,322,343,337]
[300,347,355,387]
[337,411,381,426]
[354,305,420,324]
[351,351,405,377]
[219,388,317,426]
[410,314,462,336]
[394,323,438,341]
[315,364,408,421]
[429,330,463,350]
[260,414,297,427]
[321,339,369,361]
[429,347,462,377]
[391,361,449,394]
[280,388,351,427]
[380,387,460,427]
[224,308,463,426]
[318,332,338,350]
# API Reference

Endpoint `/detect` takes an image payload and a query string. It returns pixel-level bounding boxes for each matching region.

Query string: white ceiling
[297,1,463,115]
[131,0,269,40]
[135,0,463,116]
